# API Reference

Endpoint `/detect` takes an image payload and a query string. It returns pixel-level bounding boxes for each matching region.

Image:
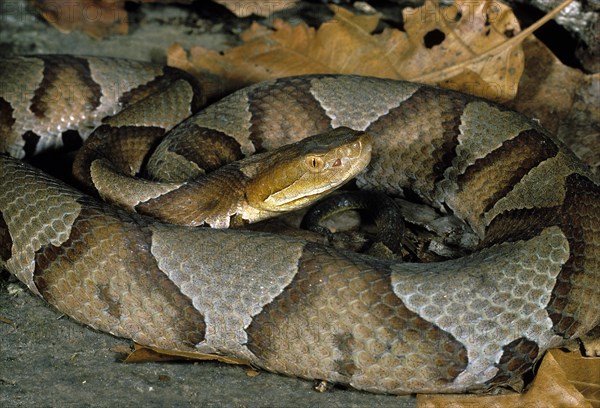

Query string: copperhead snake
[0,55,598,395]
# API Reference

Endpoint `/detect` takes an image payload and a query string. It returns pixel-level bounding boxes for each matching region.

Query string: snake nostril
[333,158,342,167]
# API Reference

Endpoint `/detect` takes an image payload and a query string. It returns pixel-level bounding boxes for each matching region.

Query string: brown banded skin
[1,55,599,394]
[91,127,372,228]
[0,55,203,159]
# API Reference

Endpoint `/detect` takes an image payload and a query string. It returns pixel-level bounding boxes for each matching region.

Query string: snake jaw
[245,127,372,215]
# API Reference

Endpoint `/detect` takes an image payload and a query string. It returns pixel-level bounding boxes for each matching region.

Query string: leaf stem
[412,0,574,82]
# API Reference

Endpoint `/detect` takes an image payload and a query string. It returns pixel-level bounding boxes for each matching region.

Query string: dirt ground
[0,2,416,407]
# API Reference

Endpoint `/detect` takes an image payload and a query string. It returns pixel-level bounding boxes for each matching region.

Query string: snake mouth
[317,130,372,190]
[254,128,373,213]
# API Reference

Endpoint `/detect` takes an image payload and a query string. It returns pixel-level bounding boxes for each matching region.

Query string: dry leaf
[245,369,261,378]
[169,1,525,101]
[122,344,185,363]
[121,343,249,365]
[31,0,128,39]
[510,37,585,133]
[212,0,297,17]
[110,344,134,354]
[550,349,600,407]
[417,349,593,408]
[0,315,14,325]
[509,37,600,177]
[31,0,194,38]
[581,325,600,357]
[400,0,523,100]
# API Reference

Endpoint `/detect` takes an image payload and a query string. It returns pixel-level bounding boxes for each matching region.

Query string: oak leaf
[31,0,128,39]
[121,343,249,365]
[31,0,194,39]
[169,1,527,101]
[509,37,600,177]
[550,348,600,407]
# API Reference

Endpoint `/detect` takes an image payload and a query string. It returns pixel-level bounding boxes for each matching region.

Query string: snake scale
[0,55,598,394]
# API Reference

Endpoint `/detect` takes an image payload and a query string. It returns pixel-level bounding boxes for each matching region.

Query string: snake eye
[306,155,324,172]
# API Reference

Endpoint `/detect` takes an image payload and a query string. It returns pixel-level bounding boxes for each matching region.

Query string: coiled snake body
[0,55,598,394]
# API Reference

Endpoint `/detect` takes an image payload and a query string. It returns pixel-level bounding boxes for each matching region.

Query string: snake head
[244,126,372,215]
